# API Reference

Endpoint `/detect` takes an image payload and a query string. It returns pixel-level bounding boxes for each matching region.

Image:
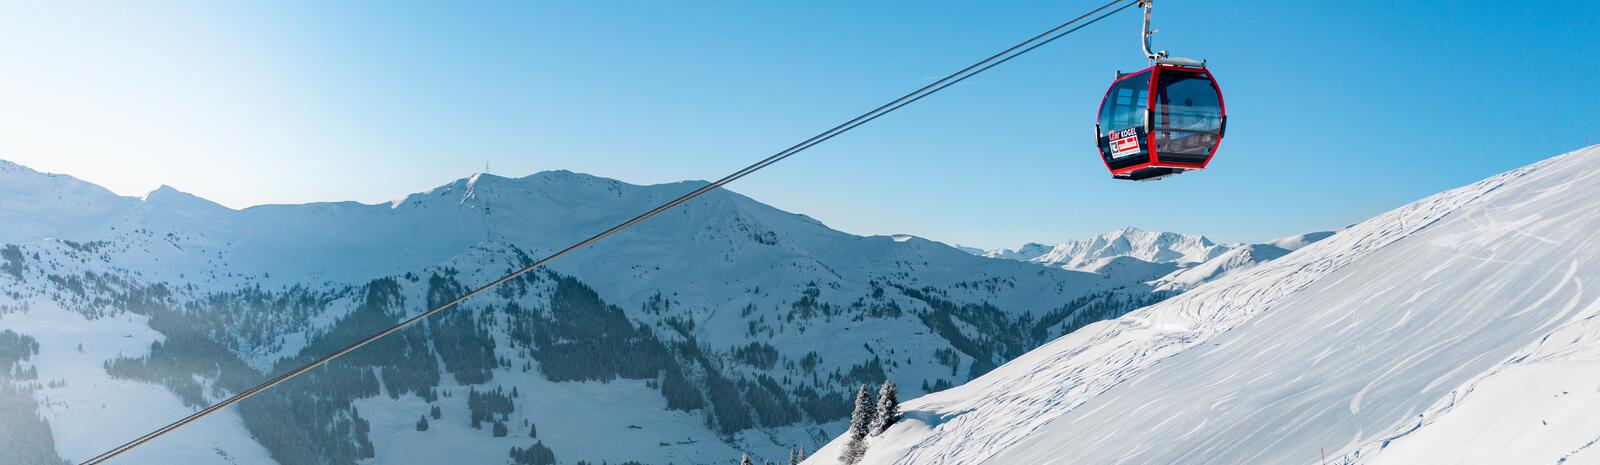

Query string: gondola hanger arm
[1140,0,1169,61]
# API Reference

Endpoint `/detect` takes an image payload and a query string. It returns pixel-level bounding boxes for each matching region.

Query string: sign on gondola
[1109,128,1142,159]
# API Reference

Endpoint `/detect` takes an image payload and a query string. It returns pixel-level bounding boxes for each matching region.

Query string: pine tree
[510,440,557,465]
[788,448,798,465]
[853,383,877,438]
[416,415,429,432]
[870,380,900,435]
[494,420,509,437]
[431,405,442,419]
[740,453,754,465]
[839,384,876,464]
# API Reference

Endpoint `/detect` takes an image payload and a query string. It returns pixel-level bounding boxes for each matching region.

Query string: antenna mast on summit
[482,161,494,244]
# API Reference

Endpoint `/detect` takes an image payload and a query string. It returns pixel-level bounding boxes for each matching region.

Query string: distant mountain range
[966,227,1334,291]
[0,159,1316,465]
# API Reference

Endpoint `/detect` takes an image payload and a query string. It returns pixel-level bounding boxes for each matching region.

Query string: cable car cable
[79,1,1138,463]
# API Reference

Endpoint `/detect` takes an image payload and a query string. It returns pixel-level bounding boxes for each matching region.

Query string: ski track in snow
[1350,261,1600,464]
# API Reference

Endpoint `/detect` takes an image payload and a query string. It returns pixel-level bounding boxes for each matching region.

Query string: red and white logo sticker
[1109,128,1142,159]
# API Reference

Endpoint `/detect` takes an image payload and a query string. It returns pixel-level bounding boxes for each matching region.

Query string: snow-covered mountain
[972,243,1053,262]
[979,228,1221,270]
[0,159,134,244]
[810,145,1600,465]
[1265,230,1337,252]
[1147,242,1290,292]
[0,160,1196,465]
[975,228,1334,292]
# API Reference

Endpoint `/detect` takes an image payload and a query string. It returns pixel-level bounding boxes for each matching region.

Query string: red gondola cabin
[1096,61,1226,181]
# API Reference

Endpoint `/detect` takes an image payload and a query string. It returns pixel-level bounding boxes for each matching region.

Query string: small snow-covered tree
[740,453,754,465]
[870,380,900,436]
[853,384,877,439]
[839,384,876,464]
[416,415,429,432]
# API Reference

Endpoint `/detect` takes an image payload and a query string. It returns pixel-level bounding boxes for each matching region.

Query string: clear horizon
[2,1,1595,249]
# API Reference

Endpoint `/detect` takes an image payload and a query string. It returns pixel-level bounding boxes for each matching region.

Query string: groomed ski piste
[809,145,1600,465]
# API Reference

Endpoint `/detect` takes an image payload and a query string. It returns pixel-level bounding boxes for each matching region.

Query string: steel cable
[80,1,1138,462]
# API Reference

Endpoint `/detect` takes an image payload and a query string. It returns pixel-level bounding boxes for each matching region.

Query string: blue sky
[1,1,1595,249]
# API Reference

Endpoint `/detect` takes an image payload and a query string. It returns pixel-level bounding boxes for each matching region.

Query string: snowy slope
[4,306,279,465]
[808,145,1600,465]
[1361,361,1600,465]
